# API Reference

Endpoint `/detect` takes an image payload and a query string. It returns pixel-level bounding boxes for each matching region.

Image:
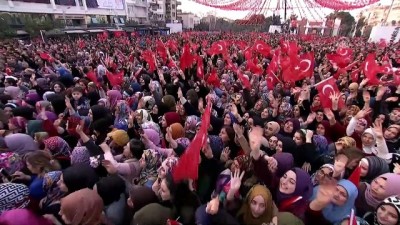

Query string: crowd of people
[0,31,399,225]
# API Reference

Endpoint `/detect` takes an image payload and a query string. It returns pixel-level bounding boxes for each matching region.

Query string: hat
[108,130,129,147]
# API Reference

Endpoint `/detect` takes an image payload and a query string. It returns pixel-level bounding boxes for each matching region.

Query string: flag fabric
[196,56,204,79]
[172,100,212,182]
[206,69,220,88]
[106,70,124,87]
[86,71,100,87]
[266,70,280,90]
[282,52,314,82]
[179,44,194,71]
[348,165,361,187]
[142,50,156,72]
[315,77,340,109]
[156,40,168,63]
[252,40,271,57]
[348,209,357,225]
[362,53,380,85]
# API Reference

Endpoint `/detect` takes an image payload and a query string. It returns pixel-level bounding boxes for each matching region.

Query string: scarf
[237,184,274,225]
[138,149,163,186]
[43,136,71,158]
[0,183,30,214]
[41,171,64,209]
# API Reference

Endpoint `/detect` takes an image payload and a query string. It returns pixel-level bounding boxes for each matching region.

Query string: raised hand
[372,120,384,139]
[233,123,244,136]
[220,147,230,163]
[354,108,372,119]
[323,108,335,122]
[230,169,245,193]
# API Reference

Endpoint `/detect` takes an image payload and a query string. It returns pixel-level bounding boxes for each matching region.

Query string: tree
[328,11,355,36]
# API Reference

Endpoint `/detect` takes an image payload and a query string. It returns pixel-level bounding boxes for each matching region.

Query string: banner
[96,0,124,10]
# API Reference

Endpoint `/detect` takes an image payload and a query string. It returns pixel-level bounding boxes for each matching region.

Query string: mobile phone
[0,168,12,181]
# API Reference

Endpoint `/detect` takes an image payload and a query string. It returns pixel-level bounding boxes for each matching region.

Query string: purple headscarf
[273,152,294,177]
[144,128,161,146]
[4,134,38,155]
[276,167,313,203]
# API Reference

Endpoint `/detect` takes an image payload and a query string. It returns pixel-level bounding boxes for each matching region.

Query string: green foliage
[328,11,356,36]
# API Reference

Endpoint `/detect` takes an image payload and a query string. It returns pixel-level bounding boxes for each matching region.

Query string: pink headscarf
[107,90,122,110]
[0,209,52,225]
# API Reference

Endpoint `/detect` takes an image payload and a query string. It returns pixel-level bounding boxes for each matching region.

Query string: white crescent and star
[217,44,223,51]
[338,49,348,56]
[322,84,334,96]
[256,44,263,51]
[267,76,274,83]
[364,62,369,72]
[299,59,311,72]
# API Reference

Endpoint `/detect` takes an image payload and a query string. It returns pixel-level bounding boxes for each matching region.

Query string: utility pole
[284,0,287,21]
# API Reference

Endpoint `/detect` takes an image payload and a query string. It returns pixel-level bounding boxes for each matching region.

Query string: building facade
[359,1,400,27]
[180,12,200,29]
[0,0,129,27]
[165,0,180,23]
[126,0,148,24]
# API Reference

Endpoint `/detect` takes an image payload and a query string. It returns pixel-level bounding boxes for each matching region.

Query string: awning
[65,30,87,34]
[87,29,105,33]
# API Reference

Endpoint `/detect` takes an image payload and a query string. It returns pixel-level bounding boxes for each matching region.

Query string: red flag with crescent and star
[362,53,380,85]
[315,77,340,109]
[282,52,314,82]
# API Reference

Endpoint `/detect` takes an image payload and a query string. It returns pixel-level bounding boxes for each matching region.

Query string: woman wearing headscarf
[280,118,301,138]
[134,173,200,225]
[70,146,90,165]
[43,136,71,169]
[361,127,392,161]
[355,173,400,218]
[0,152,24,180]
[114,100,130,131]
[94,175,126,225]
[152,156,179,195]
[0,183,30,214]
[306,179,358,225]
[185,115,201,140]
[13,151,61,203]
[252,143,313,219]
[3,133,38,155]
[59,188,106,225]
[310,164,335,187]
[100,139,144,184]
[39,171,65,224]
[8,116,27,133]
[135,109,152,125]
[372,195,400,225]
[106,90,122,111]
[384,124,400,154]
[57,163,99,194]
[359,156,390,183]
[237,184,277,225]
[196,155,253,225]
[0,209,53,225]
[136,149,163,188]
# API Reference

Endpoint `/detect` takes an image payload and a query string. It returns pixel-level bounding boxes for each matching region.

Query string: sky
[178,0,394,20]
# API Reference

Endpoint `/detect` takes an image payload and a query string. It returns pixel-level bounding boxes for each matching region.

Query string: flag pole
[312,76,334,88]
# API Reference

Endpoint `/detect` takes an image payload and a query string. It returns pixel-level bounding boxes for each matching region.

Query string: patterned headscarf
[41,171,64,209]
[8,117,27,131]
[107,90,122,110]
[185,115,200,135]
[159,156,179,175]
[176,137,191,149]
[43,136,71,158]
[0,152,24,176]
[0,183,30,214]
[70,146,90,165]
[138,149,163,186]
[312,135,329,155]
[114,100,131,131]
[136,109,152,124]
[234,155,253,173]
[374,196,400,225]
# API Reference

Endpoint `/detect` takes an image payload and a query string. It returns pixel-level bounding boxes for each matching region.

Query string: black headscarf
[62,163,99,194]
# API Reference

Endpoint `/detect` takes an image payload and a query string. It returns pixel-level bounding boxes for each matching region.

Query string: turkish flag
[172,100,212,182]
[362,53,380,85]
[266,70,280,90]
[327,53,352,68]
[350,69,360,82]
[252,40,271,57]
[237,70,251,90]
[235,40,247,50]
[106,70,124,87]
[208,40,228,56]
[336,47,353,58]
[206,69,220,88]
[246,60,263,75]
[142,50,156,72]
[196,56,204,79]
[180,44,194,71]
[315,77,340,109]
[156,40,168,63]
[282,52,314,82]
[86,71,100,87]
